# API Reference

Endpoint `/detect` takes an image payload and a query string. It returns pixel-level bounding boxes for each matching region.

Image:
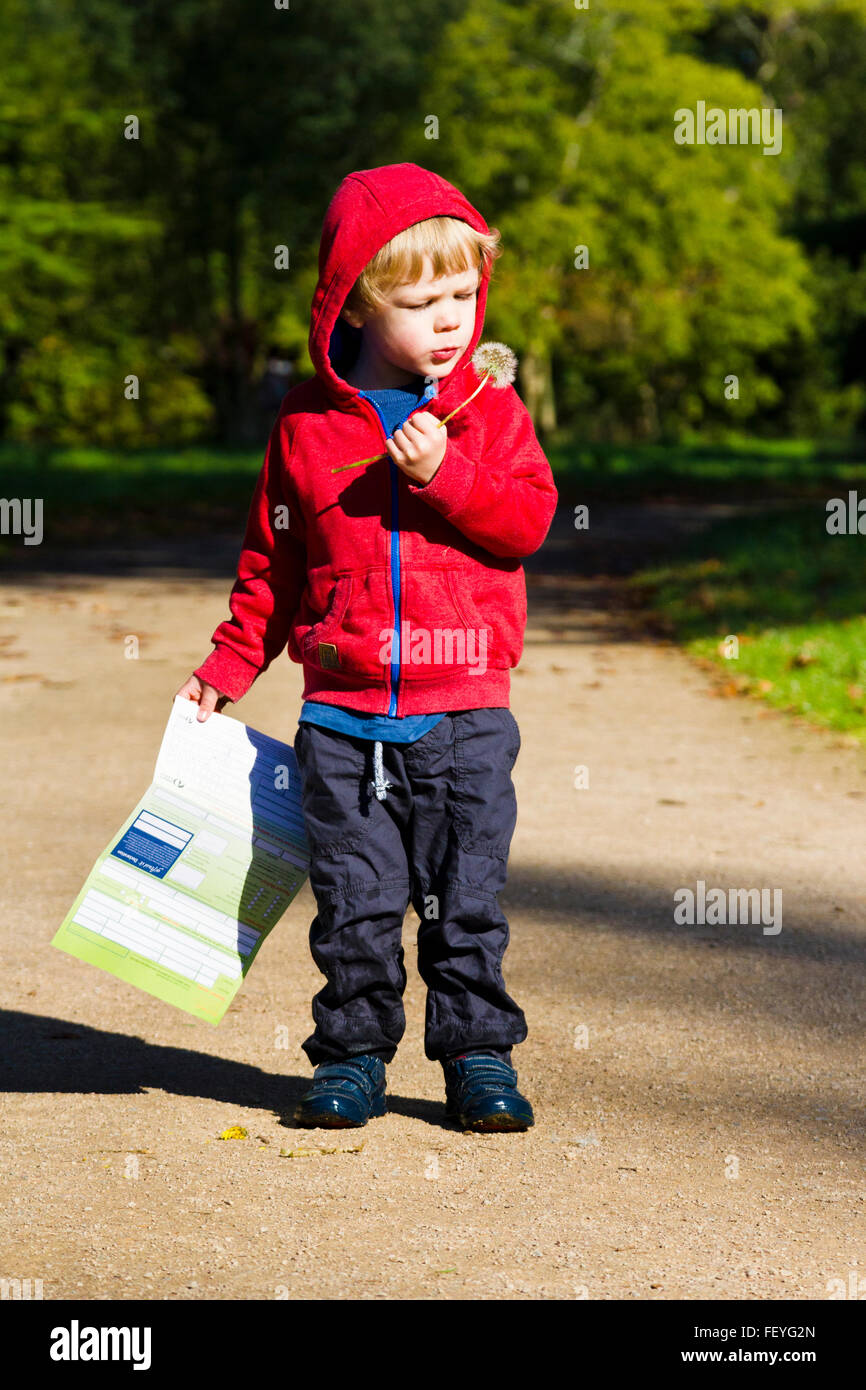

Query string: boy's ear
[340,305,364,330]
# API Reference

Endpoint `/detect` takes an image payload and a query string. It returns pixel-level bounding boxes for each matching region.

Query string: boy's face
[342,255,480,387]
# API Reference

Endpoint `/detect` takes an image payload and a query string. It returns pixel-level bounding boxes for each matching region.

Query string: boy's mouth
[430,347,460,362]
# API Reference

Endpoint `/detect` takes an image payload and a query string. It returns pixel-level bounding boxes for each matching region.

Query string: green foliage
[1,0,865,445]
[8,334,212,446]
[407,0,820,440]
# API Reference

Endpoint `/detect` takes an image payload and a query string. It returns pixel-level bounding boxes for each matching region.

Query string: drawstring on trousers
[368,739,392,802]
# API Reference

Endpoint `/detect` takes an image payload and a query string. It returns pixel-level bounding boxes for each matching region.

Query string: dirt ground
[2,539,865,1301]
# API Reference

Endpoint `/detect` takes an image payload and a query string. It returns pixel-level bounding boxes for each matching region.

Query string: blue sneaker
[294,1054,387,1128]
[442,1052,534,1132]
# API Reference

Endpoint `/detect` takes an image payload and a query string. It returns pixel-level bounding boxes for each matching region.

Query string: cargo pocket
[452,709,519,859]
[293,722,375,857]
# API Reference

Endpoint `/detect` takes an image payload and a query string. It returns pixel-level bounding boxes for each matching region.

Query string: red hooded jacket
[193,163,558,715]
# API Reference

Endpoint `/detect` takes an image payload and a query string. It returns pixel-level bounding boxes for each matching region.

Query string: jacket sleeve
[404,383,558,557]
[192,411,306,702]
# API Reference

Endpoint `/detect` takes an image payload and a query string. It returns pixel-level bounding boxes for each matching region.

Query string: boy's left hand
[385,411,447,485]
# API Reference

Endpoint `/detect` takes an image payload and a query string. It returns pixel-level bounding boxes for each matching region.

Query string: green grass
[631,506,866,742]
[1,433,864,538]
[0,442,263,555]
[546,434,866,498]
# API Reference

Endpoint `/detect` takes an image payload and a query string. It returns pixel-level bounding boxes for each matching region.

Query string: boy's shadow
[0,1009,457,1130]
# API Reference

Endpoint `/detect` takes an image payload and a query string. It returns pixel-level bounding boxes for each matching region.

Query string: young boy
[177,163,558,1132]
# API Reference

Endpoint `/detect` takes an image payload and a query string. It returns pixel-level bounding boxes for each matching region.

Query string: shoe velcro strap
[449,1058,517,1088]
[457,1057,516,1076]
[314,1060,378,1095]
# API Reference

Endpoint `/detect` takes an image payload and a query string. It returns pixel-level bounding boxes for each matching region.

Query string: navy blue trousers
[292,708,527,1067]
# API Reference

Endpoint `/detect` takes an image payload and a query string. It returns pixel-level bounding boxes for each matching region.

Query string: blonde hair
[343,215,501,322]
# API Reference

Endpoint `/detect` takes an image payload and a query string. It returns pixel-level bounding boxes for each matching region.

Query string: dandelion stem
[330,373,492,473]
[436,372,491,427]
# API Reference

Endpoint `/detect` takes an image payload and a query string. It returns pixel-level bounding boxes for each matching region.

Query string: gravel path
[2,535,864,1301]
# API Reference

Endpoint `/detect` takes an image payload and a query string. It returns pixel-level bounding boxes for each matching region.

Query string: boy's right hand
[174,674,231,722]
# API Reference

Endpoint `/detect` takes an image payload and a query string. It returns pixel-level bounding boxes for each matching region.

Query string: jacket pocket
[446,565,526,672]
[289,561,526,681]
[299,567,392,681]
[290,573,351,665]
[396,566,493,683]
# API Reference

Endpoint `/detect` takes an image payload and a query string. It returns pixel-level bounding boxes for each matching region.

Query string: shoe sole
[446,1103,533,1132]
[294,1113,363,1128]
[293,1094,387,1128]
[458,1115,533,1132]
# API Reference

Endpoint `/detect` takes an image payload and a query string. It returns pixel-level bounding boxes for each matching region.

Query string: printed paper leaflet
[51,697,310,1024]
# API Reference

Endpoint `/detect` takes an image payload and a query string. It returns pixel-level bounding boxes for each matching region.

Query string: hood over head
[308,163,492,410]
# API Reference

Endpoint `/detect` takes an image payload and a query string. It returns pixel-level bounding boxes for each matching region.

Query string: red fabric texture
[193,162,558,714]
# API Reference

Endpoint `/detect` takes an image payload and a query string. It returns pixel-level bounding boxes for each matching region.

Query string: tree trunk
[519,347,557,437]
[210,202,261,443]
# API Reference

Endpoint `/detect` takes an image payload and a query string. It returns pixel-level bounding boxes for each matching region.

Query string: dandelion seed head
[471,341,517,389]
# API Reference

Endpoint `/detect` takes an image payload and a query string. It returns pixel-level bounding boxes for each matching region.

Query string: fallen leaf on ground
[278,1141,365,1157]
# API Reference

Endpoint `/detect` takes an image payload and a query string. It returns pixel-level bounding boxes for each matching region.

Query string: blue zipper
[356,383,438,716]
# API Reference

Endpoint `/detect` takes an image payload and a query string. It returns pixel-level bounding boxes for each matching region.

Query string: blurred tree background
[2,0,865,447]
